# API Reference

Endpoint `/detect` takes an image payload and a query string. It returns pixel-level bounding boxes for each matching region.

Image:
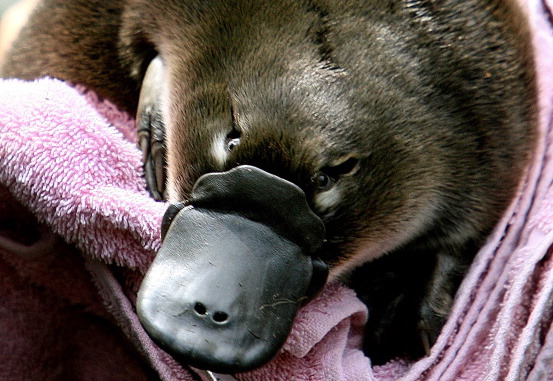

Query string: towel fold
[1,0,552,379]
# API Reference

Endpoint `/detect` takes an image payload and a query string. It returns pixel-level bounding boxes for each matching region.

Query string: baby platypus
[1,0,537,372]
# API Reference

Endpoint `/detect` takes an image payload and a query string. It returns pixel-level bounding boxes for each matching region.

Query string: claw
[144,157,163,201]
[153,146,166,195]
[419,329,432,356]
[138,132,149,163]
[137,55,167,200]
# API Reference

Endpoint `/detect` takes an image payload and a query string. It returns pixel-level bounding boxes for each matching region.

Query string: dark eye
[226,120,242,152]
[312,156,360,191]
[227,138,240,151]
[311,173,334,191]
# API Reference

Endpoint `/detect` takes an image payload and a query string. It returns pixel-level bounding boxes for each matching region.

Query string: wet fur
[1,0,537,364]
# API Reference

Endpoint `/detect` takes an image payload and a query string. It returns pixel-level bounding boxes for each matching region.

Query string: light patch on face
[211,132,228,168]
[314,186,341,212]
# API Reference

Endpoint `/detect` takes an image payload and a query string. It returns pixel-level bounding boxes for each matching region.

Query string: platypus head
[129,0,453,374]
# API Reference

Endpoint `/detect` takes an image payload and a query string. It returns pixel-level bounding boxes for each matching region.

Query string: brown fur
[1,0,537,363]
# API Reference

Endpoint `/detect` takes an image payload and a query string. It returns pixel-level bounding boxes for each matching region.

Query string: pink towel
[1,0,552,379]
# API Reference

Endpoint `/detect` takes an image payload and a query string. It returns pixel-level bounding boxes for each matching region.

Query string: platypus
[1,0,537,373]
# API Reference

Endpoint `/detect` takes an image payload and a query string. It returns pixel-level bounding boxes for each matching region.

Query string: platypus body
[1,0,537,372]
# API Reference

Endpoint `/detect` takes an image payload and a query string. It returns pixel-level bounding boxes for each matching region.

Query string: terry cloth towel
[1,0,552,379]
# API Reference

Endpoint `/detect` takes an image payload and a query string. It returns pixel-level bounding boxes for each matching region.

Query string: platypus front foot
[137,55,166,200]
[416,249,468,355]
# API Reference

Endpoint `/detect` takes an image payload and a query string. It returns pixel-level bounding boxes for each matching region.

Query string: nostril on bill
[213,311,229,324]
[194,302,208,316]
[193,302,230,324]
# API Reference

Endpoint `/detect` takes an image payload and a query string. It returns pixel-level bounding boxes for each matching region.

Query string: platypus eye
[226,126,241,151]
[312,156,360,191]
[312,173,334,191]
[227,138,240,151]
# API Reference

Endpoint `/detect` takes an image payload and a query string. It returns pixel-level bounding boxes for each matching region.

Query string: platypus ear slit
[226,125,242,140]
[322,155,361,180]
[335,155,360,175]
